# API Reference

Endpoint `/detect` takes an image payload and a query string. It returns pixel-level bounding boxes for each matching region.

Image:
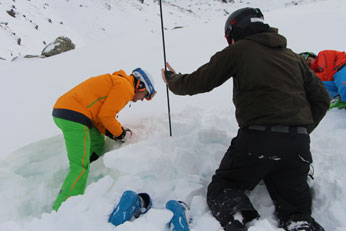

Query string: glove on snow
[116,127,133,143]
[106,127,132,143]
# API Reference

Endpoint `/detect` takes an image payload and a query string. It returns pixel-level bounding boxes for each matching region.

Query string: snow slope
[0,0,345,230]
[0,0,325,60]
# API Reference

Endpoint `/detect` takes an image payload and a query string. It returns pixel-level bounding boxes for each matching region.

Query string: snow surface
[0,0,345,230]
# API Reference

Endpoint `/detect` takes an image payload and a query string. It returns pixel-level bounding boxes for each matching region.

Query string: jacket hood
[112,70,135,86]
[244,27,287,49]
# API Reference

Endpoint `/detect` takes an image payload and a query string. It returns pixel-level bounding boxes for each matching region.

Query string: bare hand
[161,62,176,84]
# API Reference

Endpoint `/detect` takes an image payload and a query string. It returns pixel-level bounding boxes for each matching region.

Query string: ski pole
[159,0,172,137]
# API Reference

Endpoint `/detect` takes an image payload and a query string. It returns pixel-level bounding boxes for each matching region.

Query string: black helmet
[225,7,265,43]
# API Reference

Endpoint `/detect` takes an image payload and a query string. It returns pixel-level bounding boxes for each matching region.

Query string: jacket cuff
[165,71,176,81]
[116,128,126,140]
[105,130,115,140]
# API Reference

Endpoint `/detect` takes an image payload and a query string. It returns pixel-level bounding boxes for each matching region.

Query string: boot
[225,220,247,231]
[280,218,325,231]
[166,200,190,231]
[108,190,152,226]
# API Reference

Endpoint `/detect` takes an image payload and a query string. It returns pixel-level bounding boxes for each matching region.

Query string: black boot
[90,152,100,163]
[225,220,246,231]
[280,218,325,231]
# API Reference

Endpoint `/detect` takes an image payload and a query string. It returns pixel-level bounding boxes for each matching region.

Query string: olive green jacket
[166,28,330,133]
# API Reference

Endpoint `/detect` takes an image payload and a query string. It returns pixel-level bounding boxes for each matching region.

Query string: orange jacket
[310,50,346,81]
[53,70,135,137]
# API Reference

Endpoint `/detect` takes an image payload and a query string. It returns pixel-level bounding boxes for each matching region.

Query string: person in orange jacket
[300,50,346,109]
[52,68,156,211]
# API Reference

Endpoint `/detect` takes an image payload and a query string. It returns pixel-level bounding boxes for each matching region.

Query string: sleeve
[312,52,333,81]
[335,51,346,71]
[302,59,330,133]
[166,47,236,96]
[98,80,134,137]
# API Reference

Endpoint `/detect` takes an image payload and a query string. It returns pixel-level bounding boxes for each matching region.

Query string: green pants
[53,117,105,211]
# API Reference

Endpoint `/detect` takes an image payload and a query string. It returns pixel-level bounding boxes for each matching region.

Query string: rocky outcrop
[11,36,75,61]
[41,36,75,57]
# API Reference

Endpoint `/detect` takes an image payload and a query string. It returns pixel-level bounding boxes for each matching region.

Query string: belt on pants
[247,125,308,135]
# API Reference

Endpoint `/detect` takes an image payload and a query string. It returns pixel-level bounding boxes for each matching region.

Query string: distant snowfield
[0,0,346,230]
[0,0,327,61]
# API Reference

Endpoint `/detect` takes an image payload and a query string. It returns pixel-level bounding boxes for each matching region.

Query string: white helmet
[132,68,157,100]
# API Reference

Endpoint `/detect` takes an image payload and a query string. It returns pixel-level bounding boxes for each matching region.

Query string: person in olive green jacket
[161,7,329,231]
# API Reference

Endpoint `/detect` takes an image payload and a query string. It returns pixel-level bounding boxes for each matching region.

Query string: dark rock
[41,36,75,57]
[7,9,16,17]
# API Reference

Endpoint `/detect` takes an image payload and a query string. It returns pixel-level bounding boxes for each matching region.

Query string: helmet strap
[225,34,231,45]
[134,78,146,92]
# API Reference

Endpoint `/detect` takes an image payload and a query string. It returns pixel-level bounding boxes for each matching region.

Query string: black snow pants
[207,127,313,229]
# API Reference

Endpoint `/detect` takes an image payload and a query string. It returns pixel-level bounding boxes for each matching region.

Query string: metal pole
[159,0,172,136]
